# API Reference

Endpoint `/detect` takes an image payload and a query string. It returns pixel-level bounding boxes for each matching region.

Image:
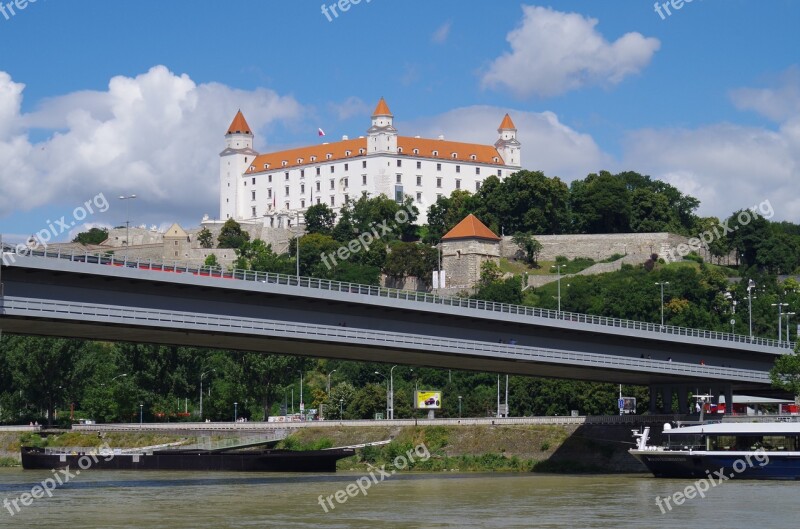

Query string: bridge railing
[2,244,795,351]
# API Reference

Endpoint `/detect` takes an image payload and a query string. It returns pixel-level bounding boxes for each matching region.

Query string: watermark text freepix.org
[2,192,110,264]
[320,203,414,270]
[320,0,372,22]
[655,449,769,514]
[3,443,114,517]
[317,443,430,512]
[663,199,774,263]
[0,0,40,22]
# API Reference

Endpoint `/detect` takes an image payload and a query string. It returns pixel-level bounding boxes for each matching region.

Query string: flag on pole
[318,128,326,137]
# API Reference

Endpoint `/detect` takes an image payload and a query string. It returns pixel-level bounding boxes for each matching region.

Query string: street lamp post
[339,398,344,419]
[772,303,789,342]
[298,370,304,420]
[458,396,462,419]
[139,404,143,427]
[747,279,755,338]
[656,281,670,327]
[199,369,215,421]
[234,402,238,423]
[119,195,137,258]
[389,365,398,420]
[327,369,336,394]
[551,264,565,313]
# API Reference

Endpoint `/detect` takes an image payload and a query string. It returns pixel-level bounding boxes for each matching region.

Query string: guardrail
[2,244,795,350]
[1,296,772,383]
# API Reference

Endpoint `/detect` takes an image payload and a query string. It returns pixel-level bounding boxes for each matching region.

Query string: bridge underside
[0,257,784,395]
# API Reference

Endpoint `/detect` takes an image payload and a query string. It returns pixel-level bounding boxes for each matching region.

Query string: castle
[218,98,522,226]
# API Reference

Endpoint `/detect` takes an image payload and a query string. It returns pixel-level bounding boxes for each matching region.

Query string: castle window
[316,197,321,205]
[456,165,461,173]
[311,156,317,162]
[397,159,402,167]
[362,174,367,185]
[251,206,256,217]
[493,157,499,163]
[326,154,332,160]
[436,177,442,188]
[362,160,367,169]
[285,172,289,180]
[301,184,305,194]
[252,177,255,185]
[344,178,349,188]
[316,182,320,192]
[282,161,287,167]
[268,189,272,198]
[470,155,477,161]
[330,196,335,206]
[456,179,461,190]
[245,157,248,163]
[416,161,421,169]
[476,182,481,191]
[316,167,321,176]
[452,153,457,159]
[396,174,402,184]
[476,167,481,175]
[301,199,305,208]
[398,148,403,154]
[345,150,351,157]
[344,163,349,171]
[432,150,439,157]
[298,158,303,164]
[301,169,305,178]
[264,164,268,169]
[436,163,442,171]
[344,194,349,203]
[497,169,502,177]
[285,186,289,196]
[359,148,365,155]
[330,165,335,173]
[268,175,272,183]
[251,191,256,200]
[285,202,290,210]
[416,176,422,186]
[416,192,422,202]
[330,180,335,190]
[413,149,419,155]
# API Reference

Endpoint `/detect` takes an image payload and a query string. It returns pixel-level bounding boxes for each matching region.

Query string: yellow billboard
[415,391,441,409]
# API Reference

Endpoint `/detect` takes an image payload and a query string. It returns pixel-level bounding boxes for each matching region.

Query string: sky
[0,0,798,243]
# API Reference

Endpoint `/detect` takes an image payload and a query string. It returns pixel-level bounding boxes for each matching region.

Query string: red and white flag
[318,128,326,137]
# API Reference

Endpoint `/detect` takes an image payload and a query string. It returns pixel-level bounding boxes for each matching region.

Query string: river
[0,469,796,528]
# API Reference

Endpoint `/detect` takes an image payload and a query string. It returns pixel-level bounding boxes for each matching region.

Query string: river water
[0,469,796,528]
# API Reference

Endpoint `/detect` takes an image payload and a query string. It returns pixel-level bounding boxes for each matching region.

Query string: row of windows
[247,161,502,184]
[257,148,500,172]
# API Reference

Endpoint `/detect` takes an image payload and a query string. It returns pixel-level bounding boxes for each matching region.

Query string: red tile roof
[373,97,392,116]
[499,113,516,130]
[246,136,506,174]
[442,214,501,241]
[227,110,252,135]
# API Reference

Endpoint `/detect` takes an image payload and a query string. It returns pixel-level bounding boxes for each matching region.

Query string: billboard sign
[415,391,441,409]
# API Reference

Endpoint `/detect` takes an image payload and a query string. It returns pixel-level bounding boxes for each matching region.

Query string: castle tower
[441,214,501,289]
[367,97,398,154]
[494,114,521,168]
[220,110,258,221]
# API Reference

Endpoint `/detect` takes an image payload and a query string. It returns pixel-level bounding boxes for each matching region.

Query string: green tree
[304,203,337,236]
[424,190,475,243]
[204,254,219,268]
[511,232,543,266]
[382,242,438,285]
[197,227,214,249]
[217,218,250,249]
[71,227,109,245]
[771,343,800,405]
[233,239,293,273]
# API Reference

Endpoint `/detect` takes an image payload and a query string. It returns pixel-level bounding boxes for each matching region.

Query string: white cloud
[400,105,611,182]
[328,96,371,121]
[482,5,660,98]
[730,66,800,122]
[0,66,305,226]
[431,21,451,44]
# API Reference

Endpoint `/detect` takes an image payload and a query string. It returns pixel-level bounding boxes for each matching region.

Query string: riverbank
[0,423,648,473]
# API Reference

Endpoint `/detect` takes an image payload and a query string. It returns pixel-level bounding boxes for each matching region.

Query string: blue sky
[1,0,798,242]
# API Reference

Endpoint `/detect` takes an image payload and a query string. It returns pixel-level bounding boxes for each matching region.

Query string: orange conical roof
[226,110,252,135]
[372,97,393,117]
[442,214,501,241]
[498,113,516,130]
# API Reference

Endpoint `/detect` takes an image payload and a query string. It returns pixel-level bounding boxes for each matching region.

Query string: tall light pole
[234,402,238,423]
[200,369,215,421]
[551,264,565,313]
[747,279,755,338]
[119,195,137,258]
[656,281,670,327]
[458,396,462,419]
[139,404,143,427]
[772,302,789,342]
[327,369,336,394]
[389,365,398,420]
[339,398,344,419]
[374,371,388,419]
[298,370,304,420]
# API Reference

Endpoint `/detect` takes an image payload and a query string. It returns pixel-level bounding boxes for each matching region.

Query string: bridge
[1,246,795,412]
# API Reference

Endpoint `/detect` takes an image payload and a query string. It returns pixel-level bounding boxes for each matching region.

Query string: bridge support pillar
[712,386,721,408]
[677,386,689,414]
[660,386,673,414]
[725,385,734,415]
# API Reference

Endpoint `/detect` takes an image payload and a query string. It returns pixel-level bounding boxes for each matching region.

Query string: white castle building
[219,98,521,226]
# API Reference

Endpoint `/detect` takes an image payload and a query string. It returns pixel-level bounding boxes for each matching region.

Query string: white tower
[219,110,257,220]
[494,114,521,168]
[367,97,398,154]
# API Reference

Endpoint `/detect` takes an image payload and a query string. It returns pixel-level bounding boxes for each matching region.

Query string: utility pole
[119,195,137,258]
